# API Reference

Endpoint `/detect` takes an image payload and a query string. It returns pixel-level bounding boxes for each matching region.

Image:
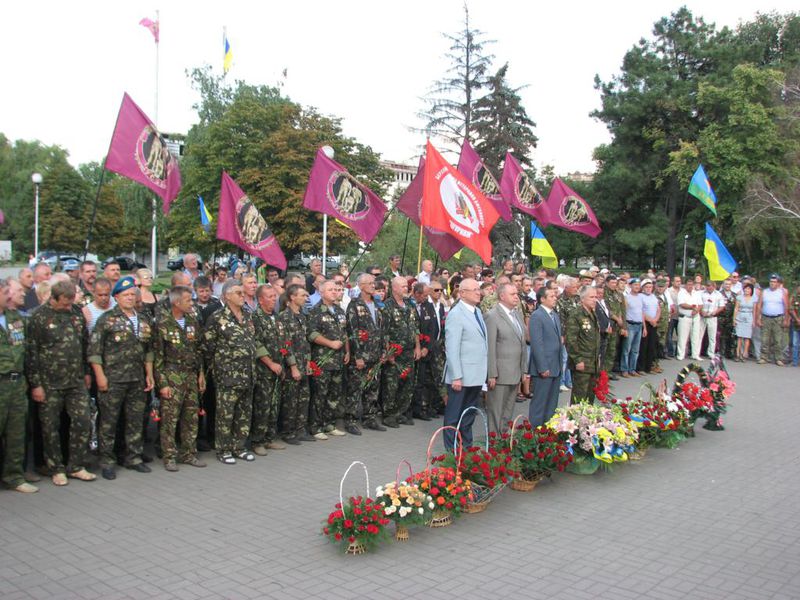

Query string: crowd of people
[1,253,798,494]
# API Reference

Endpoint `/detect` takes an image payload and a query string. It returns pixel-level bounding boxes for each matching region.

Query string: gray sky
[2,1,796,176]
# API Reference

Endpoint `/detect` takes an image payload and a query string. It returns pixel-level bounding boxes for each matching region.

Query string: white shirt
[499,303,522,335]
[677,287,703,316]
[731,281,743,295]
[700,290,725,317]
[417,271,431,285]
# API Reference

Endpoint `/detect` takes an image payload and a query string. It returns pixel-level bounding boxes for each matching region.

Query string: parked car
[102,256,147,272]
[28,250,60,270]
[167,254,203,272]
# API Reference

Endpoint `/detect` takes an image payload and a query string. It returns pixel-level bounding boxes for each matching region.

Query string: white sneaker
[313,432,329,440]
[328,428,347,437]
[559,385,570,392]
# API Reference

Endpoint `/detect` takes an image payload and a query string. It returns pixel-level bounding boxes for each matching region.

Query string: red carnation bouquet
[432,445,517,490]
[322,495,390,552]
[499,421,572,481]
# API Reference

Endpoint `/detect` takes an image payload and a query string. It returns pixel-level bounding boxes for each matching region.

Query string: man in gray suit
[443,278,488,450]
[528,287,563,428]
[485,283,528,433]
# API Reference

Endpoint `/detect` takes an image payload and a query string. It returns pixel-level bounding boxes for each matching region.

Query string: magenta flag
[302,147,387,243]
[545,177,602,238]
[396,157,462,261]
[457,139,511,221]
[139,18,159,43]
[105,93,181,213]
[499,152,549,224]
[217,171,287,270]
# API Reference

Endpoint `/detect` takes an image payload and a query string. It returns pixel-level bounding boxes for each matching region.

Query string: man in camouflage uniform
[603,275,627,379]
[0,279,36,492]
[89,276,155,480]
[278,283,314,444]
[346,273,386,431]
[411,282,437,420]
[203,279,267,463]
[153,285,206,472]
[480,275,510,316]
[251,284,286,455]
[27,280,96,485]
[381,276,421,427]
[654,279,671,370]
[718,278,737,360]
[308,280,351,438]
[565,286,601,405]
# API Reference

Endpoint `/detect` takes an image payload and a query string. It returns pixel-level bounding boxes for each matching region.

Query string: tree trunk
[666,177,680,276]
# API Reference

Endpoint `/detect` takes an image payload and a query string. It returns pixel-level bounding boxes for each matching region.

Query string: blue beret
[112,276,136,296]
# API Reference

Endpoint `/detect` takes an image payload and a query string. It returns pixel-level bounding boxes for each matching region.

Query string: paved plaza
[1,358,799,600]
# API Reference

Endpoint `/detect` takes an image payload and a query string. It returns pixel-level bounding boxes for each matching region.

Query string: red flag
[545,178,602,238]
[217,172,287,270]
[105,93,182,213]
[302,147,387,243]
[421,141,499,264]
[499,152,549,224]
[457,139,512,221]
[396,157,463,261]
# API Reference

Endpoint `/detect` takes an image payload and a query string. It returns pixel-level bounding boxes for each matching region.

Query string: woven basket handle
[395,459,414,487]
[425,426,463,482]
[454,406,489,453]
[339,461,370,509]
[509,414,528,450]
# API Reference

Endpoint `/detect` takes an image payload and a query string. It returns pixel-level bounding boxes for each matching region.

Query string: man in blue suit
[443,279,487,450]
[528,287,563,428]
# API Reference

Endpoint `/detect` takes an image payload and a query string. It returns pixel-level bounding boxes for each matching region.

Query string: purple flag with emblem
[457,139,511,221]
[544,177,601,238]
[302,147,387,243]
[396,156,462,261]
[218,171,287,269]
[499,151,549,224]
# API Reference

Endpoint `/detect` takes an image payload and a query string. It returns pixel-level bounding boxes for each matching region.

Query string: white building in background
[380,160,418,204]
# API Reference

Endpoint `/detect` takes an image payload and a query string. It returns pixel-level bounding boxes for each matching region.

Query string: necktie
[511,311,522,337]
[551,311,560,336]
[474,309,485,336]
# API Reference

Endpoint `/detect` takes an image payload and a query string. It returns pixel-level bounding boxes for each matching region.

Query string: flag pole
[416,223,423,274]
[150,9,160,277]
[399,218,411,274]
[322,214,328,276]
[348,203,399,275]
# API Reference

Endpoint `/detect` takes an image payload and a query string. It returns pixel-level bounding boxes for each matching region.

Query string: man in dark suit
[485,283,528,433]
[412,283,437,420]
[528,287,563,428]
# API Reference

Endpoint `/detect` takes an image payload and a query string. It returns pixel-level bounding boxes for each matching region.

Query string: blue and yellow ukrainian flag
[688,164,717,215]
[199,196,212,232]
[223,29,233,74]
[530,221,558,268]
[704,223,736,280]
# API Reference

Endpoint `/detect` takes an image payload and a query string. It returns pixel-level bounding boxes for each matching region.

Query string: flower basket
[502,415,572,492]
[322,461,390,554]
[375,460,434,543]
[407,426,472,527]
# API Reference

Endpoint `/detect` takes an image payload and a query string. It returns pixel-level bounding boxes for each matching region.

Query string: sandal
[52,473,68,486]
[237,451,256,462]
[218,453,236,465]
[68,468,97,481]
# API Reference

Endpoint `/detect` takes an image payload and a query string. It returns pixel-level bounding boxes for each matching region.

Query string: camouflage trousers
[39,386,91,474]
[718,317,736,359]
[604,330,620,372]
[252,371,280,445]
[310,368,347,433]
[347,361,380,424]
[98,380,146,467]
[0,378,27,487]
[570,371,597,406]
[159,371,199,463]
[760,317,786,363]
[280,375,309,439]
[215,384,253,456]
[381,358,416,422]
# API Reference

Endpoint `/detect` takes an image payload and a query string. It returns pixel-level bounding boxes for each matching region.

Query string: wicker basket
[456,407,506,513]
[510,472,544,492]
[428,509,453,528]
[345,541,366,555]
[395,524,409,542]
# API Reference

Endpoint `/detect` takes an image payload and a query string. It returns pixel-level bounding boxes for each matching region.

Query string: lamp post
[682,234,689,278]
[320,145,335,276]
[32,172,43,258]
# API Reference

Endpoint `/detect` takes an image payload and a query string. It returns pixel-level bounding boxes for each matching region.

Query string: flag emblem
[327,172,369,220]
[514,172,544,208]
[134,126,175,189]
[440,173,484,236]
[559,195,591,226]
[235,195,275,249]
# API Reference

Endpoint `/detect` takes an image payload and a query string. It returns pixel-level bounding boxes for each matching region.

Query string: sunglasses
[431,288,442,292]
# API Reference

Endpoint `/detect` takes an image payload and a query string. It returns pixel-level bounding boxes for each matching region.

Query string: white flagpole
[321,146,335,276]
[151,9,160,276]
